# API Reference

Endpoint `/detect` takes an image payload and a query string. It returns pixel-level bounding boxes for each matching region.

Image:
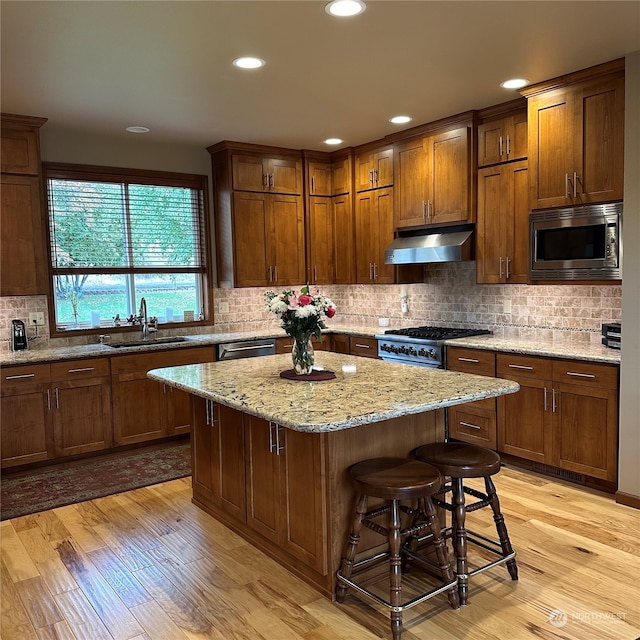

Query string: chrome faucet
[139,297,149,340]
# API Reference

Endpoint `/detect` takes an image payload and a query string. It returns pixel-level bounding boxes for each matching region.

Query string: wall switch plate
[29,312,45,326]
[219,301,230,314]
[503,299,512,314]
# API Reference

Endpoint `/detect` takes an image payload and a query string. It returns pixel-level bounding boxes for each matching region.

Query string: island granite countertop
[148,351,520,433]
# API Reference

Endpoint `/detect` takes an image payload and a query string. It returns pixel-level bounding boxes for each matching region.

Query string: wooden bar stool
[414,442,518,605]
[336,457,459,640]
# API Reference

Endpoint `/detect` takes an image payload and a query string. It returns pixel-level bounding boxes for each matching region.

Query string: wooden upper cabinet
[332,193,355,285]
[477,112,527,167]
[394,137,429,228]
[307,197,334,284]
[476,160,529,284]
[355,146,393,191]
[331,156,351,195]
[231,153,302,194]
[307,160,333,196]
[524,62,624,209]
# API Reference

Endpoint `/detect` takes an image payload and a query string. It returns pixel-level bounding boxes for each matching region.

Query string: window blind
[47,173,205,272]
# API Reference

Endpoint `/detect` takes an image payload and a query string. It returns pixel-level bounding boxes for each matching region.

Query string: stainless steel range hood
[384,226,475,264]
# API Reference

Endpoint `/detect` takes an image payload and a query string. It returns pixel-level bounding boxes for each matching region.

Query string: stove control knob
[428,349,437,359]
[418,348,426,357]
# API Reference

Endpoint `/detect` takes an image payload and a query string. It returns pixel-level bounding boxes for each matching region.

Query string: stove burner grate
[384,326,491,340]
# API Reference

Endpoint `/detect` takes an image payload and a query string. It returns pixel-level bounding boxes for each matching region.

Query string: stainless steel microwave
[530,202,622,281]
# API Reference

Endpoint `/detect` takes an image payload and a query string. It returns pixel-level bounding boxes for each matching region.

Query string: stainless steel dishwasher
[216,339,276,361]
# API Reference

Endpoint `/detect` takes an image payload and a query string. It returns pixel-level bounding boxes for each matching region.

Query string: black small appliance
[11,319,28,351]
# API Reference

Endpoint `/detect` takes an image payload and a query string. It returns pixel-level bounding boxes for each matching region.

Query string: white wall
[618,51,640,502]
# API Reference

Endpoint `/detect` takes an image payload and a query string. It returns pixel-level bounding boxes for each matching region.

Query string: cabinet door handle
[354,343,370,349]
[373,263,377,280]
[460,421,481,430]
[565,371,596,379]
[458,357,479,363]
[499,135,503,158]
[275,425,284,455]
[544,387,548,411]
[369,263,373,280]
[506,256,511,279]
[311,175,315,193]
[573,171,578,198]
[205,399,210,425]
[263,173,268,189]
[499,257,504,278]
[422,200,426,221]
[427,200,432,223]
[506,134,511,156]
[552,388,557,413]
[55,387,60,409]
[269,173,274,189]
[268,421,275,453]
[508,364,534,370]
[5,373,36,380]
[565,173,571,198]
[273,265,278,282]
[47,388,51,411]
[67,367,95,374]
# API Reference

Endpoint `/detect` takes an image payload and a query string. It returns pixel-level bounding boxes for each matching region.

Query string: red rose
[326,306,336,318]
[298,295,312,306]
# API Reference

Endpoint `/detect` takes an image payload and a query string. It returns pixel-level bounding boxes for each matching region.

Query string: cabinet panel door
[245,416,280,543]
[1,128,40,175]
[232,192,269,287]
[448,405,497,449]
[332,157,351,196]
[355,192,375,283]
[477,120,505,167]
[332,195,354,285]
[192,398,219,506]
[576,76,624,204]
[53,378,112,457]
[308,162,332,196]
[373,148,394,189]
[0,174,48,296]
[508,112,528,162]
[280,429,327,574]
[374,188,395,284]
[270,195,305,286]
[217,404,246,521]
[355,154,374,192]
[307,197,334,285]
[270,158,302,195]
[0,386,51,467]
[394,138,428,228]
[112,376,166,445]
[428,127,471,225]
[507,162,530,283]
[476,167,506,284]
[528,89,575,209]
[167,387,194,435]
[231,154,269,192]
[552,383,618,481]
[497,379,549,463]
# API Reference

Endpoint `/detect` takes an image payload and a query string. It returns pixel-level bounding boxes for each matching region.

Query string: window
[44,164,208,331]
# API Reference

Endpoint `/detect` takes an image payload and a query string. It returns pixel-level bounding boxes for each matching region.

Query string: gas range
[375,326,492,368]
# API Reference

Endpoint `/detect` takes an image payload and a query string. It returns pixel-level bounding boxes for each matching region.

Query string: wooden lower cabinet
[331,333,350,354]
[1,364,53,467]
[275,335,330,354]
[349,335,378,358]
[50,358,112,457]
[111,347,214,446]
[497,353,618,482]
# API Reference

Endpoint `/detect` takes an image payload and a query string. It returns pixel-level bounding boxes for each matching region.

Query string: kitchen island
[149,352,519,598]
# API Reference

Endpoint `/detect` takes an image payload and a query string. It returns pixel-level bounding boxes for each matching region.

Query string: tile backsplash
[0,263,621,352]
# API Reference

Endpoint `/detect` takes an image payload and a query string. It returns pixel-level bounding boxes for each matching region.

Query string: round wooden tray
[279,369,336,381]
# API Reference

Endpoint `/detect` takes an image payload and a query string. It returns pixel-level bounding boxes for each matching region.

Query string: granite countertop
[148,352,520,433]
[0,322,620,366]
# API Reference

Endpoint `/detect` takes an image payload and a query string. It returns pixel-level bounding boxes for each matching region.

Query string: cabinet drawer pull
[459,421,481,430]
[458,357,479,363]
[67,367,95,373]
[565,371,596,379]
[5,373,36,380]
[499,135,503,157]
[508,364,534,370]
[354,343,370,349]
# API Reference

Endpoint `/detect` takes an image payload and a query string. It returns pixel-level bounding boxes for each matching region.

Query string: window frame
[43,162,211,337]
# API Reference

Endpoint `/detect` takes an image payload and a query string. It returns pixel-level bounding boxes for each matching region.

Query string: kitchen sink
[106,336,190,348]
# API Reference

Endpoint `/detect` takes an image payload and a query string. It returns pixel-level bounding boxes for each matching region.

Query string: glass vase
[291,335,314,375]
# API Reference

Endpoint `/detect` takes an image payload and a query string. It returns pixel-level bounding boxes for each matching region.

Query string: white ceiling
[2,1,639,151]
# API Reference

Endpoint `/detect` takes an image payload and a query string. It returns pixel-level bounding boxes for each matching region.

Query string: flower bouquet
[265,285,336,374]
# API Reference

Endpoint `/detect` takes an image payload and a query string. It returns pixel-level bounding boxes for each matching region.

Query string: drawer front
[552,360,618,390]
[447,347,495,375]
[448,405,497,448]
[51,358,110,380]
[349,336,378,359]
[1,363,51,385]
[111,346,215,375]
[497,353,553,380]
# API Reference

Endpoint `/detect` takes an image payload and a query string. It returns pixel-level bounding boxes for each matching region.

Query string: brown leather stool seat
[414,442,517,605]
[336,457,459,640]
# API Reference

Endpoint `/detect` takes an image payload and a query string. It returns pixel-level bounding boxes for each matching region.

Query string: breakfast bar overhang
[149,352,519,598]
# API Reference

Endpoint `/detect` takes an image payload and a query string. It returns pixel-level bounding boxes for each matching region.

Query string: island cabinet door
[191,397,220,508]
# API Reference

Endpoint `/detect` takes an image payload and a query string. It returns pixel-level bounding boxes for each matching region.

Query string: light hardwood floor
[2,465,639,640]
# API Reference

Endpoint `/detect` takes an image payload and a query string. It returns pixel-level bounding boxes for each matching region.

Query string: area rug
[0,442,191,521]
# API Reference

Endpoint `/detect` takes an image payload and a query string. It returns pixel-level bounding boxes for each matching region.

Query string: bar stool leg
[336,493,368,602]
[389,499,403,640]
[452,477,469,605]
[485,476,518,580]
[422,496,460,609]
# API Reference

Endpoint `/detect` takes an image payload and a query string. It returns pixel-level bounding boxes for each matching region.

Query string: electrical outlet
[219,301,230,314]
[503,299,512,314]
[29,312,45,326]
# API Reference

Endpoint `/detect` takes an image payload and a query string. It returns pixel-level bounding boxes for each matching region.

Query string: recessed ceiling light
[324,138,343,145]
[389,115,412,125]
[500,78,529,90]
[325,0,366,17]
[126,126,150,134]
[233,57,265,69]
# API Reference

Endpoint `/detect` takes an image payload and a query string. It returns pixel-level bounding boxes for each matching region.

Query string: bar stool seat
[336,457,459,640]
[414,442,517,605]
